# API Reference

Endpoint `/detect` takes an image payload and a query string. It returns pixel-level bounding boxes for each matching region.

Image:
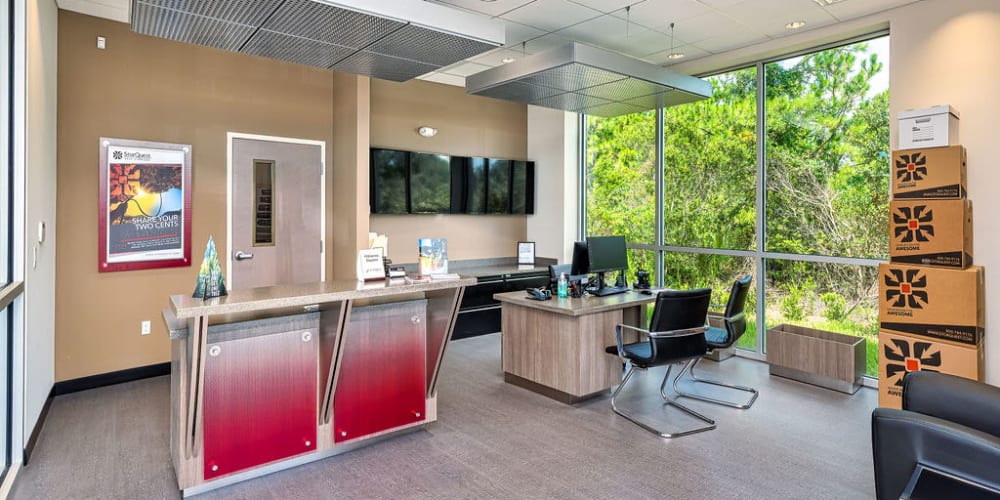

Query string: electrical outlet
[141,320,151,335]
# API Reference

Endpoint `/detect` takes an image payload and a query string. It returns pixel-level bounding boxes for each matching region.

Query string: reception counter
[164,277,473,496]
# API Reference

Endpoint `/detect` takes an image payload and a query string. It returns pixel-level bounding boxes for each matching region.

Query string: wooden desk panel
[495,291,653,402]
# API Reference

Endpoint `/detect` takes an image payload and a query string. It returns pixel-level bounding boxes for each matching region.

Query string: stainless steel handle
[234,251,254,261]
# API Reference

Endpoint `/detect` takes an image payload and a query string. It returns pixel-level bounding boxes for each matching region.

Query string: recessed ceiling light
[785,20,807,30]
[501,57,515,63]
[813,0,848,6]
[667,53,685,60]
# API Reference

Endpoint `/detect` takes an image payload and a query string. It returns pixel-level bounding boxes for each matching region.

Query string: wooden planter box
[766,324,865,394]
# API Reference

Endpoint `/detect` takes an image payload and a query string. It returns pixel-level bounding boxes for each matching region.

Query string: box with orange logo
[878,329,983,409]
[891,145,966,199]
[878,263,984,346]
[889,199,972,268]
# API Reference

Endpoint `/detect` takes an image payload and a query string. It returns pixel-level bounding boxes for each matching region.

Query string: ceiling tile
[58,0,131,23]
[723,0,838,38]
[610,0,709,30]
[443,61,494,77]
[568,0,638,14]
[652,10,758,45]
[824,0,920,22]
[428,0,537,17]
[692,31,770,53]
[418,72,468,87]
[502,20,548,48]
[501,0,603,32]
[697,0,744,8]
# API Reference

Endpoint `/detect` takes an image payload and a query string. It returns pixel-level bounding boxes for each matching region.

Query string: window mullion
[755,61,767,356]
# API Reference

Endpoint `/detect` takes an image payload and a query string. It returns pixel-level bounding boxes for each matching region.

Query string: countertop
[493,289,653,317]
[396,257,557,280]
[170,277,475,319]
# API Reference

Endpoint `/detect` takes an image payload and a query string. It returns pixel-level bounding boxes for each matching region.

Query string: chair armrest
[872,408,1000,500]
[903,371,1000,437]
[648,325,708,338]
[613,324,650,359]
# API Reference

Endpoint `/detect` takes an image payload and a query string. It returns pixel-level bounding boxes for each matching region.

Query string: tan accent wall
[55,12,336,381]
[368,79,529,264]
[55,12,530,380]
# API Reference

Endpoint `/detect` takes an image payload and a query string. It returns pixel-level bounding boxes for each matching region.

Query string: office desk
[493,290,654,403]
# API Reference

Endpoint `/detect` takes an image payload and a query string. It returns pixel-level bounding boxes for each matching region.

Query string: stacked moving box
[878,108,985,409]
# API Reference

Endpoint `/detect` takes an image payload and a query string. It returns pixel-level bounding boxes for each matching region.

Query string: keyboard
[592,286,629,297]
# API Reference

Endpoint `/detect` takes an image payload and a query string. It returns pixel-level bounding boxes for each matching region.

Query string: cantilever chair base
[674,357,759,409]
[611,364,716,438]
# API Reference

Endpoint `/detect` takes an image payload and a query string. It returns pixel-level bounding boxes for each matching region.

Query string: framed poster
[517,241,535,265]
[98,137,192,272]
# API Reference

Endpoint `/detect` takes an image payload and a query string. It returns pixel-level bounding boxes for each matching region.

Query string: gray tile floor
[11,333,877,499]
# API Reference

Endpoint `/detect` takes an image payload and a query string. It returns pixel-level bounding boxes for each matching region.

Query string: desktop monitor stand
[591,271,627,297]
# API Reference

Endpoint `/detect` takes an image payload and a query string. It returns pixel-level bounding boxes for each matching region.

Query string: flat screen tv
[370,148,408,214]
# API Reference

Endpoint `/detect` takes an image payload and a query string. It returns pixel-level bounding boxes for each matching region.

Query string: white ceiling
[56,0,919,87]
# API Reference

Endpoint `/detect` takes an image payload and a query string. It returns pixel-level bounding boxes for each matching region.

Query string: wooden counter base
[504,372,610,404]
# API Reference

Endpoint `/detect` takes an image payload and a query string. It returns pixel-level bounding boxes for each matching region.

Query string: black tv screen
[487,159,510,213]
[409,152,451,213]
[370,149,408,214]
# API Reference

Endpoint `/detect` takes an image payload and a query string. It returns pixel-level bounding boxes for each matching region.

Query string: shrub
[820,292,847,321]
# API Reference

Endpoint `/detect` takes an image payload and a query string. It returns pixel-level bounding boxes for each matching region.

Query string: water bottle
[557,272,568,298]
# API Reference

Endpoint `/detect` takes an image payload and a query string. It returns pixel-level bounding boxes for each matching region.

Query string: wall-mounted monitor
[409,152,451,213]
[370,148,408,214]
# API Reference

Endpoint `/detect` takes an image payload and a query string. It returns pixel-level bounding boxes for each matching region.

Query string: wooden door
[230,136,323,289]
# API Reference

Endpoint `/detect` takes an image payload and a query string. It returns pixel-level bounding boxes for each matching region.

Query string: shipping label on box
[878,263,984,345]
[878,330,983,409]
[892,146,966,199]
[898,105,960,149]
[889,199,972,268]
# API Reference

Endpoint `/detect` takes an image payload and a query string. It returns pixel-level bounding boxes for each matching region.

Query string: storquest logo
[884,268,928,309]
[112,150,123,160]
[893,205,934,243]
[883,338,941,387]
[895,152,927,182]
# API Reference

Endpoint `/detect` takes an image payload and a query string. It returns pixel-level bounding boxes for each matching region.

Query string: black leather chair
[872,371,1000,499]
[674,274,758,409]
[609,287,713,438]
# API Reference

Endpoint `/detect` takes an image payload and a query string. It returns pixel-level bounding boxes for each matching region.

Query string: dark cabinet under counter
[453,270,549,340]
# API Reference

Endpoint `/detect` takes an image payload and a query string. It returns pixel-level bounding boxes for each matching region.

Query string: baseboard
[52,362,171,396]
[0,460,22,499]
[22,390,53,465]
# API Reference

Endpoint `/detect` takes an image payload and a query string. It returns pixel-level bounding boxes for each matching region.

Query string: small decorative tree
[192,236,227,299]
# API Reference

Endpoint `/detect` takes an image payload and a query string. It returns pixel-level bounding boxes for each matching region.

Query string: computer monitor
[586,235,628,274]
[570,241,589,275]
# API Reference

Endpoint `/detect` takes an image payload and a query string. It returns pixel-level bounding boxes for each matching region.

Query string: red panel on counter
[203,327,317,480]
[334,301,427,442]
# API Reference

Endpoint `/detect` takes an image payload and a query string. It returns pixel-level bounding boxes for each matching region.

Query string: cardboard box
[891,145,966,199]
[889,199,972,268]
[898,105,959,149]
[878,329,983,409]
[878,263,984,345]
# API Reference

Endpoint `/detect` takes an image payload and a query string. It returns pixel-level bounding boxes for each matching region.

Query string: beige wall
[56,12,336,381]
[55,13,530,380]
[368,79,528,264]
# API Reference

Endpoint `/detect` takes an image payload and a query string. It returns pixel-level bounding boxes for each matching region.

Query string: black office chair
[609,287,714,438]
[674,274,758,409]
[872,371,1000,499]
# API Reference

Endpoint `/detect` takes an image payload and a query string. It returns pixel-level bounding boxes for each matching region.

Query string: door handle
[234,251,254,261]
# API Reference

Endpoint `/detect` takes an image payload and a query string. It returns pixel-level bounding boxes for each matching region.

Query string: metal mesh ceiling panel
[576,77,665,101]
[517,63,623,93]
[530,92,612,112]
[624,89,706,109]
[132,2,256,52]
[137,0,283,26]
[469,81,564,103]
[261,0,405,49]
[242,30,357,69]
[372,25,497,67]
[331,51,439,82]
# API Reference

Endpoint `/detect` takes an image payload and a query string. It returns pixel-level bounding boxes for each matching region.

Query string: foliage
[585,38,889,372]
